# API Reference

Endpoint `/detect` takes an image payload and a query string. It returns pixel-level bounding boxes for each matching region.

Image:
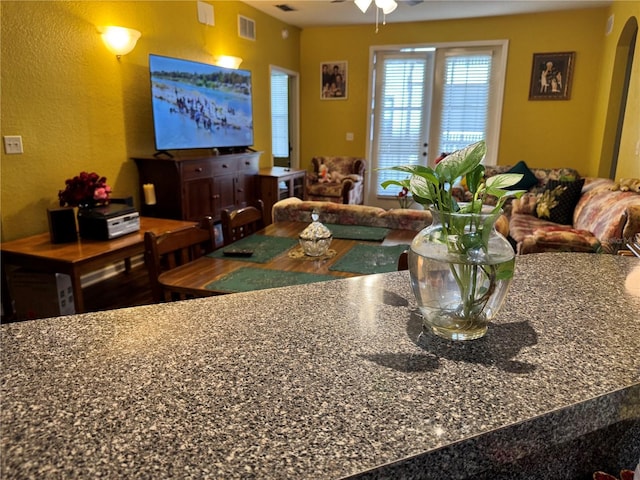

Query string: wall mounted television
[148,53,254,153]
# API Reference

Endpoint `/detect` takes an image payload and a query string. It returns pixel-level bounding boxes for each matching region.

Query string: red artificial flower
[58,171,112,207]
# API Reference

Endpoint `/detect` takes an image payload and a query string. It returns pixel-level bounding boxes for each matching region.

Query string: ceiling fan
[331,0,424,16]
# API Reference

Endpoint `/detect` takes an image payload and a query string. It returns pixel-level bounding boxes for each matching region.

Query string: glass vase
[408,207,515,341]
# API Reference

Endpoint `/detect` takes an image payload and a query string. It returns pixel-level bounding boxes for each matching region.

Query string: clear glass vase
[409,207,515,341]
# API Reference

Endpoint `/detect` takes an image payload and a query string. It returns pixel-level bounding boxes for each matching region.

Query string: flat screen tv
[148,53,254,152]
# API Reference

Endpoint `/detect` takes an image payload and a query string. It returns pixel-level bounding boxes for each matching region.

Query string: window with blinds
[271,72,289,159]
[439,54,491,154]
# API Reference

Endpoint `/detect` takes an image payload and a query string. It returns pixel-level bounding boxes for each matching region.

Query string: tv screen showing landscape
[149,54,254,151]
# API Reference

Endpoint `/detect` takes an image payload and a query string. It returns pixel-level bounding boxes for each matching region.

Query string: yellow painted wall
[2,1,638,242]
[592,1,640,180]
[299,8,609,174]
[0,1,299,241]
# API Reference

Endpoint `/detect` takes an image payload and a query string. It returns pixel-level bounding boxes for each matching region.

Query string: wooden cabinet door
[212,173,236,218]
[183,178,215,221]
[234,171,255,207]
[236,154,259,208]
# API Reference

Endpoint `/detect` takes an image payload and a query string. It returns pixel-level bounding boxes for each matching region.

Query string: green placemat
[205,267,336,293]
[207,235,298,263]
[324,224,390,241]
[329,243,410,275]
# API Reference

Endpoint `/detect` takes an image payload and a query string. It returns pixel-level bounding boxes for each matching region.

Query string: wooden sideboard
[133,151,261,222]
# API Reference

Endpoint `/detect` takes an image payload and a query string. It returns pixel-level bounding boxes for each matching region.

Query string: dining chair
[144,216,217,302]
[221,200,265,247]
[397,250,409,271]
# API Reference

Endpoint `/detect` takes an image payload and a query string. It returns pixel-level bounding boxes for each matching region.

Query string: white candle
[143,183,157,205]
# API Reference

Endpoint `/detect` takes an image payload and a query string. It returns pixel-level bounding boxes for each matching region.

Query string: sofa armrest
[353,159,366,176]
[342,174,362,183]
[518,226,602,255]
[622,205,640,247]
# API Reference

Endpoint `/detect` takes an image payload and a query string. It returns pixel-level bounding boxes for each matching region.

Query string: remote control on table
[223,249,254,257]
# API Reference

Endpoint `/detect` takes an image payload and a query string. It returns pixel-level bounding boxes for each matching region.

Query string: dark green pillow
[505,161,539,191]
[535,178,585,225]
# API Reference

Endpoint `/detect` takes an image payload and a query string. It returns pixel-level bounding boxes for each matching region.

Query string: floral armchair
[305,156,366,205]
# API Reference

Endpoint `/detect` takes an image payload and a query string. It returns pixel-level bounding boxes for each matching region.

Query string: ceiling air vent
[275,4,296,11]
[238,15,256,41]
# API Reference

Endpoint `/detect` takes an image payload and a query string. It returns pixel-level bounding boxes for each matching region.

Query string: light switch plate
[3,135,23,154]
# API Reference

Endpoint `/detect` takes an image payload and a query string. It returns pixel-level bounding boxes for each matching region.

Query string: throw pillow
[535,178,585,225]
[505,161,539,191]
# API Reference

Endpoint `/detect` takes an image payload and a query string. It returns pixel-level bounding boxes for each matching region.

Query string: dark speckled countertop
[2,253,639,479]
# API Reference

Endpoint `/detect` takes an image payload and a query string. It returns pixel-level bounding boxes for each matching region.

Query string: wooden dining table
[1,216,199,315]
[158,221,417,297]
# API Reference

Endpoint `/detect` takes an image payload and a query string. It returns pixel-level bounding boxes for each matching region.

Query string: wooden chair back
[221,200,265,246]
[144,217,217,302]
[397,250,409,271]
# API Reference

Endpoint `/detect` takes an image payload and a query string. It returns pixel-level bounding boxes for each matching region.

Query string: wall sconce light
[99,26,141,59]
[213,55,243,69]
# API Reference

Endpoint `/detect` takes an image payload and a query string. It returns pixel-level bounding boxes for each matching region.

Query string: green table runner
[324,224,390,241]
[205,267,336,293]
[329,243,409,275]
[207,235,297,263]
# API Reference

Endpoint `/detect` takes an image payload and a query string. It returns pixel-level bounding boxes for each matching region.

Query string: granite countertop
[2,253,639,479]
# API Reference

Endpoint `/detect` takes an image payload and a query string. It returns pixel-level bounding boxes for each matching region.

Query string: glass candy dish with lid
[299,210,333,256]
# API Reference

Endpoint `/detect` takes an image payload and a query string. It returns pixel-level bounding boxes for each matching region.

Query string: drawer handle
[222,164,229,169]
[195,167,203,173]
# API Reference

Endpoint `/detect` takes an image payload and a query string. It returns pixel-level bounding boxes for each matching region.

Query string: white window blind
[373,53,432,196]
[271,72,289,158]
[439,53,492,154]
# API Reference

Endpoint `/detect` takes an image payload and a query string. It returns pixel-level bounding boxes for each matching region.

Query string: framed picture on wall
[529,52,575,100]
[321,61,348,100]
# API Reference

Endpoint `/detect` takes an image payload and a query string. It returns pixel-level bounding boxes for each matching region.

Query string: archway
[599,16,638,179]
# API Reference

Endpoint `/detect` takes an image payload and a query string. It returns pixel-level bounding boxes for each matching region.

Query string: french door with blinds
[370,41,507,200]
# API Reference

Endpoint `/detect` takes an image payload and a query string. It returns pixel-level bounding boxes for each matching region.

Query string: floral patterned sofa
[509,177,640,254]
[271,197,511,237]
[452,163,581,217]
[305,156,366,205]
[272,197,431,231]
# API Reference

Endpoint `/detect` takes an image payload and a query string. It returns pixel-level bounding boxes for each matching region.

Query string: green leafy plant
[382,141,524,216]
[381,140,526,325]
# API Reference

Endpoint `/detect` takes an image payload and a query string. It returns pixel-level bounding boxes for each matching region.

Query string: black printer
[77,203,140,240]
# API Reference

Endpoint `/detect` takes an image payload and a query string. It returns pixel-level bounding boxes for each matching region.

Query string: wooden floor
[83,265,155,313]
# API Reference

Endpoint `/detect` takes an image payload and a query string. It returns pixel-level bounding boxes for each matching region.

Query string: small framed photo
[529,52,575,100]
[321,61,348,100]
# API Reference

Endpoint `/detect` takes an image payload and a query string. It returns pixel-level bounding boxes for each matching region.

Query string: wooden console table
[258,167,306,225]
[1,217,196,316]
